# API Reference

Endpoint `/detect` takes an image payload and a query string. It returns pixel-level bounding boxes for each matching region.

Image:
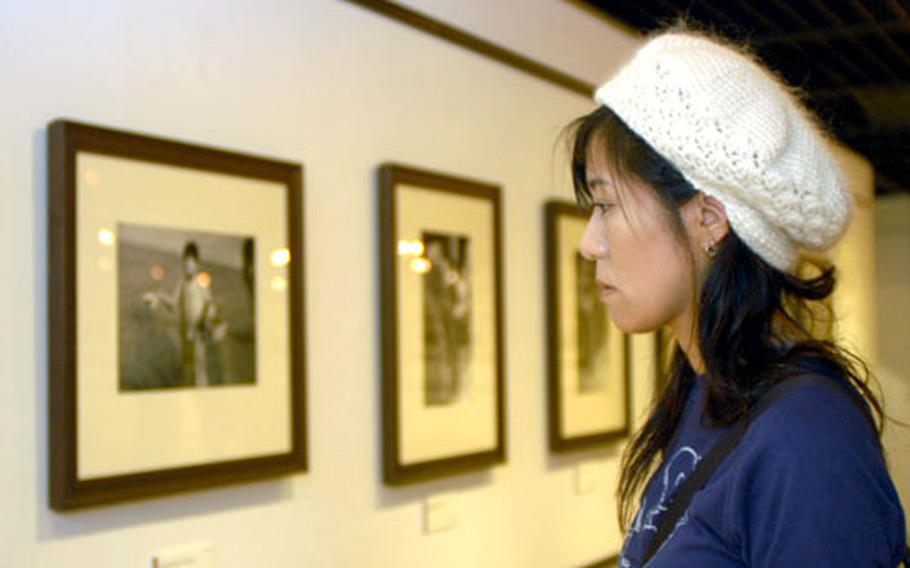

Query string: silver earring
[705,243,718,258]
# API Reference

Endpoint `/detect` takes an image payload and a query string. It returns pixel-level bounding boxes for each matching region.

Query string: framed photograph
[378,163,505,485]
[48,120,306,509]
[545,201,630,453]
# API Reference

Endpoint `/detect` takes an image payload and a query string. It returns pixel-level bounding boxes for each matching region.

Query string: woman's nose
[579,215,607,261]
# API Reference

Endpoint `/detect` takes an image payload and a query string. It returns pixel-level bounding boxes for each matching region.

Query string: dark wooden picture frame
[48,119,306,509]
[655,327,675,394]
[545,200,631,453]
[378,163,505,485]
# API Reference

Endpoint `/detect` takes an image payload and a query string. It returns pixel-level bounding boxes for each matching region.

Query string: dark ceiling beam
[886,0,910,21]
[809,81,907,97]
[848,0,910,71]
[736,0,867,86]
[871,153,910,166]
[752,19,908,44]
[806,0,902,82]
[857,154,910,169]
[694,0,756,35]
[868,163,910,180]
[607,0,661,29]
[699,0,846,85]
[875,175,907,195]
[653,0,691,23]
[842,125,910,144]
[872,158,910,174]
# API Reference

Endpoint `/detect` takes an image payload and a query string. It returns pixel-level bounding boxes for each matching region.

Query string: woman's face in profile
[578,137,699,335]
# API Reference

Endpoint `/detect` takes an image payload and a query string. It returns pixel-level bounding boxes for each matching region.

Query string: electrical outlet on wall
[150,542,213,568]
[424,493,458,534]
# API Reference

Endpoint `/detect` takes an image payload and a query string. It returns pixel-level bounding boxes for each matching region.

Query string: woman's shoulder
[722,373,906,565]
[708,373,892,521]
[739,372,882,468]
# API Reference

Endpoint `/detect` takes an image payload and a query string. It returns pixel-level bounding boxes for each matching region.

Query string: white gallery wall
[0,1,903,567]
[0,1,644,566]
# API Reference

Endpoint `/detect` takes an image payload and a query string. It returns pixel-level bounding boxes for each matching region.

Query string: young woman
[570,30,908,566]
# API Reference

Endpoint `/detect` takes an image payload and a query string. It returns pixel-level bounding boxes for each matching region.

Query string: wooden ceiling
[582,0,910,196]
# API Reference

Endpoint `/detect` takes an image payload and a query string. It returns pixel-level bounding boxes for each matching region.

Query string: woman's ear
[699,194,730,246]
[680,192,730,255]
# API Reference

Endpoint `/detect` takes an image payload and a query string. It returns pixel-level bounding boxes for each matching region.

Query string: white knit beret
[595,32,852,273]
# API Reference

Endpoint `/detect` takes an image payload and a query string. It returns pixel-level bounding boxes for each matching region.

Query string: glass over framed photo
[655,327,675,393]
[378,163,505,485]
[48,120,306,509]
[545,200,630,453]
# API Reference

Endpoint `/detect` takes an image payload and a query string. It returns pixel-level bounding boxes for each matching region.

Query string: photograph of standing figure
[422,231,473,406]
[119,223,257,391]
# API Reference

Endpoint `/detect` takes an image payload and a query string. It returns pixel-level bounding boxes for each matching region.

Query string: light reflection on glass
[397,239,425,257]
[271,248,291,267]
[97,228,116,247]
[409,257,431,274]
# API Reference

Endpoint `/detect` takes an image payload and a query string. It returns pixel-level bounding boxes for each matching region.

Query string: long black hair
[568,105,885,529]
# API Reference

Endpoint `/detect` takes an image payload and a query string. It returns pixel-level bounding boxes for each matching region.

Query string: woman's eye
[593,202,612,215]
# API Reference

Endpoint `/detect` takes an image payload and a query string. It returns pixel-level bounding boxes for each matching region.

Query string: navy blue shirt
[619,374,907,567]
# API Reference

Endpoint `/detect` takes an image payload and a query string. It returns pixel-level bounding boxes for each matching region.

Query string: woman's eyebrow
[586,176,612,189]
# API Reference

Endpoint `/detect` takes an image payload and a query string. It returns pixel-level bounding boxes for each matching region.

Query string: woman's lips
[598,282,616,300]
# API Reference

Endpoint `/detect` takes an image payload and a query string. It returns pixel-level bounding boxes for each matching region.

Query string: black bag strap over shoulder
[641,374,838,566]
